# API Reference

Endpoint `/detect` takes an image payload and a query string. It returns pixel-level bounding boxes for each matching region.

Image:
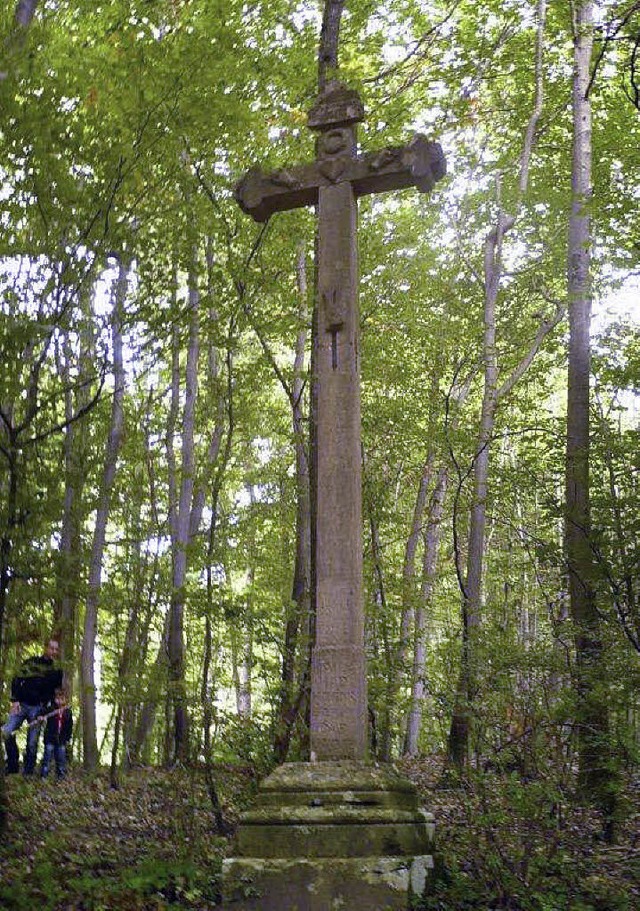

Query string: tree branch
[22,369,106,448]
[588,1,640,100]
[497,302,565,400]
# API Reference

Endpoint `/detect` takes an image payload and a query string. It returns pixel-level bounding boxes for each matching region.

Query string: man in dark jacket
[2,638,62,775]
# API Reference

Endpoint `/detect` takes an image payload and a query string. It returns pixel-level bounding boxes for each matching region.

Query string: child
[40,687,73,780]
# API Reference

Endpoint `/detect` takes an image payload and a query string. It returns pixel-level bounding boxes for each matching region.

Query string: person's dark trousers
[2,703,43,775]
[5,735,19,774]
[41,742,67,779]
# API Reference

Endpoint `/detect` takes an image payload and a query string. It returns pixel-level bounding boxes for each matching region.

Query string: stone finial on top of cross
[307,81,365,132]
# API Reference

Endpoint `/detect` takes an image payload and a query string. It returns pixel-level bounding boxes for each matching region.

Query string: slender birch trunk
[56,294,94,686]
[202,501,230,833]
[233,480,256,720]
[405,464,449,755]
[134,267,228,765]
[125,398,168,765]
[109,490,148,787]
[274,245,312,763]
[447,0,564,771]
[168,257,200,763]
[403,365,476,756]
[377,384,440,759]
[382,365,460,759]
[81,259,128,770]
[201,333,234,831]
[364,460,392,759]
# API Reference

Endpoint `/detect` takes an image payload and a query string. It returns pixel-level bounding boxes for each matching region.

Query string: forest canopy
[0,0,639,838]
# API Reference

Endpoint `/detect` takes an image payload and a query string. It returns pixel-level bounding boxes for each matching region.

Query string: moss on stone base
[222,855,434,910]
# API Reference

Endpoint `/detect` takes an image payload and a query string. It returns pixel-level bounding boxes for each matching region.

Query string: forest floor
[0,756,638,911]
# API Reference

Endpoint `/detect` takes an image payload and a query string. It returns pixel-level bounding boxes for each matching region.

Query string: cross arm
[234,162,322,223]
[354,135,446,198]
[234,135,446,223]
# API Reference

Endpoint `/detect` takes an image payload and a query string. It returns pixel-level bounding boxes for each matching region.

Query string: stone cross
[235,82,445,762]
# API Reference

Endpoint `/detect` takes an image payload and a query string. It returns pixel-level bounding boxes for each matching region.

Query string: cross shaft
[235,82,445,761]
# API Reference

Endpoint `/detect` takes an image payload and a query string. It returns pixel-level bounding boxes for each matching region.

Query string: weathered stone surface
[222,762,435,908]
[222,855,434,910]
[257,760,421,793]
[307,81,365,130]
[256,787,420,810]
[236,821,432,859]
[241,805,430,825]
[234,82,445,764]
[234,136,445,223]
[312,152,366,763]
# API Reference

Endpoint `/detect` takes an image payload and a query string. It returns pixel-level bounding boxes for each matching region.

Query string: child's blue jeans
[41,742,67,779]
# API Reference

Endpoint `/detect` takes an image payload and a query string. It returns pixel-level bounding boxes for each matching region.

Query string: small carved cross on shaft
[235,82,446,762]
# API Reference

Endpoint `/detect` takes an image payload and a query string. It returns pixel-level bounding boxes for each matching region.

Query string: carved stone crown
[308,81,365,132]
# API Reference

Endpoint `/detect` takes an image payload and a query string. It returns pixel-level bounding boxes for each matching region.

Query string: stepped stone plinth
[222,761,434,910]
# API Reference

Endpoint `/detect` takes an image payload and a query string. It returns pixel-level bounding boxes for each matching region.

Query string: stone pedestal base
[222,761,435,910]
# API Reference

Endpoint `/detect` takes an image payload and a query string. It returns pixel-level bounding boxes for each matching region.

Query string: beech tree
[564,0,620,839]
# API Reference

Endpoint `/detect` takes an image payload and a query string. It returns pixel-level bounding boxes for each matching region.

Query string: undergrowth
[1,758,638,910]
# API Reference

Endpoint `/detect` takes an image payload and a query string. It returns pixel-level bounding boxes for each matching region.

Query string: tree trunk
[201,331,234,832]
[80,259,128,770]
[447,216,503,770]
[110,494,147,788]
[318,1,345,90]
[168,258,200,764]
[382,360,465,761]
[130,614,170,765]
[237,631,253,719]
[274,245,311,763]
[0,433,19,835]
[202,508,229,833]
[13,0,39,28]
[565,0,618,841]
[0,0,40,80]
[405,465,449,756]
[134,271,230,765]
[364,457,393,760]
[234,482,256,720]
[447,0,551,772]
[55,294,94,687]
[168,239,233,764]
[124,407,165,765]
